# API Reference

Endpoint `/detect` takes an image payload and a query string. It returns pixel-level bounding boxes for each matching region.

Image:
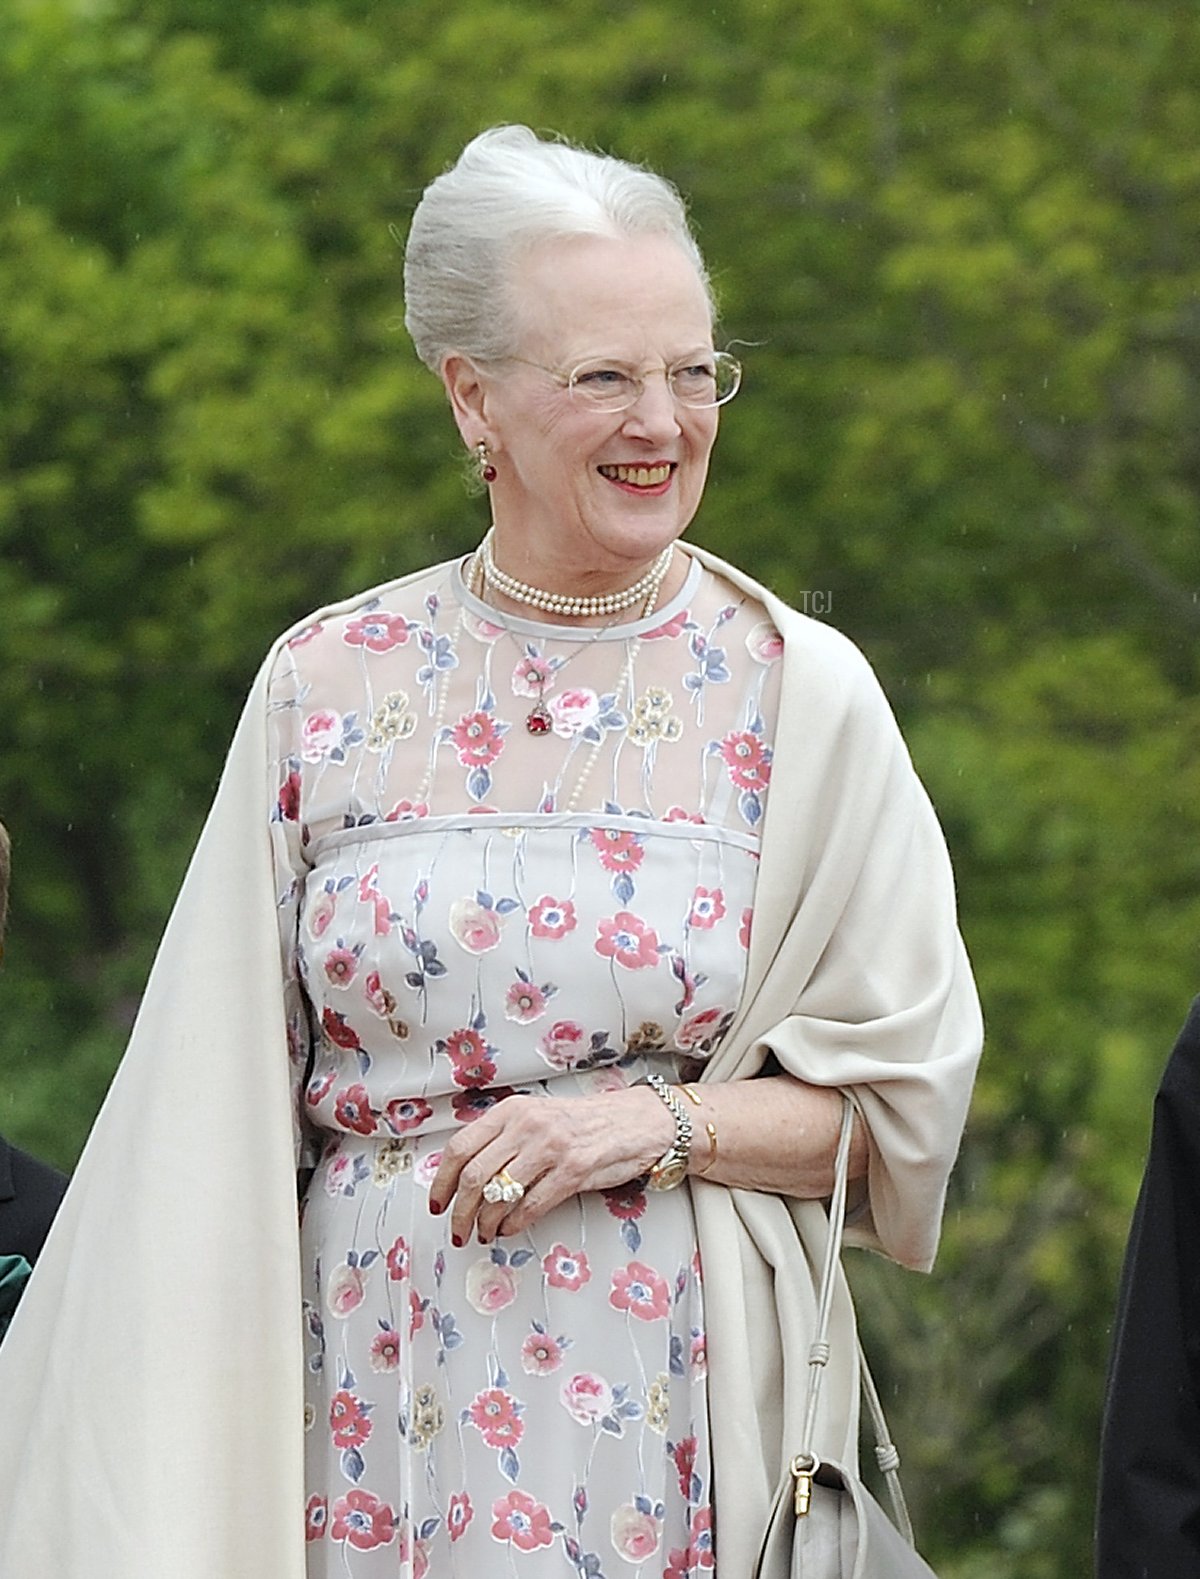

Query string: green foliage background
[1,0,1198,1571]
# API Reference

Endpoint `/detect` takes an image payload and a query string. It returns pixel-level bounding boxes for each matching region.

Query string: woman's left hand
[428,1087,674,1246]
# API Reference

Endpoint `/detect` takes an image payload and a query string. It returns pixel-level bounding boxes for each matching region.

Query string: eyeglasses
[500,350,742,412]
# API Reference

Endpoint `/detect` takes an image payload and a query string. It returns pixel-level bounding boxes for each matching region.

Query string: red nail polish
[429,1198,444,1215]
[451,1232,463,1248]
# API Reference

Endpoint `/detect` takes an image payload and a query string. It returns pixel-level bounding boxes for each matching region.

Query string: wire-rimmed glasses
[501,350,742,412]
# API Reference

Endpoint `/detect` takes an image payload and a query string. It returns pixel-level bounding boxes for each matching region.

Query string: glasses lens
[568,365,640,411]
[671,352,742,408]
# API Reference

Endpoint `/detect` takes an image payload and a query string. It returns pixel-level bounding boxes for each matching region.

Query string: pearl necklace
[479,527,673,620]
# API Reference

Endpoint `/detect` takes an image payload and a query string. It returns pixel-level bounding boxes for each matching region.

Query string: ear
[440,354,497,451]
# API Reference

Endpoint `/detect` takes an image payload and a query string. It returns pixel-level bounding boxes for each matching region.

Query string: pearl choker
[479,528,673,619]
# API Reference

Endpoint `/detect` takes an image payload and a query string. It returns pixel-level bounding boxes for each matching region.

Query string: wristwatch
[642,1071,693,1192]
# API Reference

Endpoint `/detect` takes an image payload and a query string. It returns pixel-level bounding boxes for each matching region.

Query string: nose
[621,370,682,441]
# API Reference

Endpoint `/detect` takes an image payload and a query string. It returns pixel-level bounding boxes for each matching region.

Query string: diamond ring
[482,1167,526,1206]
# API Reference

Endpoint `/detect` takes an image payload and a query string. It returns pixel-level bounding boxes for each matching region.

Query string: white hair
[403,125,714,371]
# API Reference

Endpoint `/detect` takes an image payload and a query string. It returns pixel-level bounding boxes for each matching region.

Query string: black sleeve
[1096,997,1200,1578]
[0,1136,69,1267]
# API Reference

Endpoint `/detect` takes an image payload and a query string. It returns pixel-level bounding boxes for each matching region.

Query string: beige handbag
[753,1099,940,1579]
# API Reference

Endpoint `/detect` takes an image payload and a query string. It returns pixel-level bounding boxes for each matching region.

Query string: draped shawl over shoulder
[0,547,981,1578]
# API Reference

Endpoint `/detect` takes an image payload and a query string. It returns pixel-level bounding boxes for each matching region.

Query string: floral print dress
[267,551,782,1579]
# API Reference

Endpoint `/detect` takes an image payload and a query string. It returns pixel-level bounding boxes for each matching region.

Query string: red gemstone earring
[475,439,497,484]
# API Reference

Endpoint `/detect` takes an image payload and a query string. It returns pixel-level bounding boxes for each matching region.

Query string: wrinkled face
[479,232,721,586]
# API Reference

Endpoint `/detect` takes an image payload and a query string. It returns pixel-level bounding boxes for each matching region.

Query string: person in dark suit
[0,821,69,1338]
[1096,995,1200,1577]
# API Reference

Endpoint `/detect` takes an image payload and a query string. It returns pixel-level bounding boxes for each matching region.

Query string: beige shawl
[0,547,981,1577]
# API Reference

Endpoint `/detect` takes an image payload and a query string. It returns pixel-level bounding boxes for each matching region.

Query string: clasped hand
[428,1087,674,1247]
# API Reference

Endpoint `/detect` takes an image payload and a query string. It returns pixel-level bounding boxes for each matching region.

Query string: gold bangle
[681,1084,718,1176]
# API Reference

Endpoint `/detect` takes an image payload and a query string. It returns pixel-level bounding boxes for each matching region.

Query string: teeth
[601,464,672,487]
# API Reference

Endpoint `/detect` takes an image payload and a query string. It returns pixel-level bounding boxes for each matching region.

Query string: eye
[573,367,635,391]
[671,361,717,392]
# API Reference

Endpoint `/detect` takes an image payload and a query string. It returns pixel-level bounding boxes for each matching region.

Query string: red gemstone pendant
[526,702,553,735]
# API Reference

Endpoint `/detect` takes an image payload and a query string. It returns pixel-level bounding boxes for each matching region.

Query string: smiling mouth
[598,463,675,488]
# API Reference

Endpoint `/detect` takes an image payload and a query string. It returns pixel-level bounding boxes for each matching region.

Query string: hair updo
[403,125,714,372]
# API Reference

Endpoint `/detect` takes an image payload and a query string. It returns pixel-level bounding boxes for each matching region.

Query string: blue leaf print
[495,897,520,915]
[424,959,447,979]
[419,1516,441,1541]
[613,872,635,906]
[358,1249,379,1269]
[499,1446,521,1484]
[340,1447,365,1484]
[509,1248,536,1267]
[476,890,494,909]
[669,1334,686,1376]
[600,1414,622,1436]
[340,1363,356,1389]
[739,789,763,826]
[490,1245,510,1266]
[635,1494,653,1516]
[621,1219,642,1254]
[467,765,492,801]
[683,672,704,693]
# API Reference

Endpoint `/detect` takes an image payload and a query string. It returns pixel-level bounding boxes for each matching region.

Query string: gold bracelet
[681,1084,718,1176]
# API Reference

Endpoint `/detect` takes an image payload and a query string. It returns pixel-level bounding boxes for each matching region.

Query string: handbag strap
[792,1094,915,1545]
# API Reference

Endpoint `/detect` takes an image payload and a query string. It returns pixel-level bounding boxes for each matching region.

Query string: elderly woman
[0,127,981,1578]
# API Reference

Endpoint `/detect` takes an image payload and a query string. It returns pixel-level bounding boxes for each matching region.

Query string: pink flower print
[546,686,600,738]
[444,1027,484,1063]
[306,1068,336,1108]
[690,1506,715,1568]
[739,907,753,950]
[521,1330,566,1375]
[452,1053,497,1089]
[414,1149,443,1189]
[330,1488,396,1551]
[590,826,645,875]
[384,1096,431,1136]
[505,979,549,1023]
[465,1259,519,1315]
[688,887,726,929]
[595,912,661,971]
[408,1287,426,1339]
[370,1325,400,1372]
[289,620,324,648]
[385,1236,410,1281]
[468,1387,524,1449]
[364,971,393,1017]
[675,1006,731,1053]
[490,1488,555,1552]
[301,708,342,762]
[537,1019,587,1071]
[610,1261,672,1322]
[323,944,361,989]
[451,709,504,768]
[746,620,785,663]
[543,1244,591,1292]
[329,1389,373,1450]
[333,1083,376,1136]
[664,806,705,825]
[343,611,411,654]
[611,1504,662,1562]
[307,889,337,939]
[448,896,503,953]
[719,729,772,791]
[691,1330,708,1378]
[673,1436,698,1500]
[644,608,690,640]
[452,1087,515,1123]
[277,769,301,822]
[603,1181,647,1222]
[326,1262,367,1319]
[323,1151,355,1197]
[664,1549,691,1579]
[384,799,428,821]
[511,654,554,697]
[529,895,577,939]
[322,1007,362,1051]
[305,1494,327,1542]
[447,1492,474,1543]
[560,1371,614,1424]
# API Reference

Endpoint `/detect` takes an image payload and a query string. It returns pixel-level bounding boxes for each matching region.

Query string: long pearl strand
[480,527,673,619]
